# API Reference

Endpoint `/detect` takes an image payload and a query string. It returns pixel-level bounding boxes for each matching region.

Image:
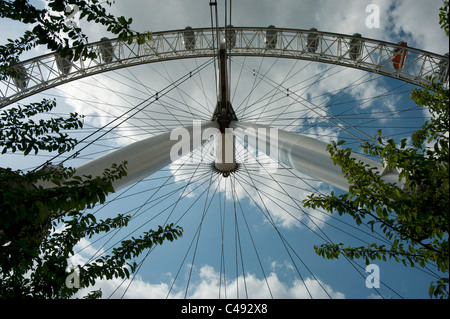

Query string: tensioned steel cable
[219,176,228,298]
[107,142,218,298]
[107,146,216,298]
[43,60,218,277]
[235,153,390,298]
[239,146,333,298]
[119,167,214,299]
[295,73,411,142]
[75,134,216,273]
[234,155,314,298]
[210,0,219,99]
[236,56,279,119]
[81,147,209,267]
[165,170,222,298]
[232,178,273,298]
[247,141,405,299]
[116,63,213,121]
[232,58,377,144]
[33,57,214,172]
[236,59,339,122]
[232,141,393,294]
[231,175,249,298]
[183,170,215,298]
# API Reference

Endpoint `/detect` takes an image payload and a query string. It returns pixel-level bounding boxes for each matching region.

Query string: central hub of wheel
[211,44,238,176]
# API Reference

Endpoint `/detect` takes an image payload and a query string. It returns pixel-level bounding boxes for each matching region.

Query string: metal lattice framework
[2,23,448,300]
[1,26,448,108]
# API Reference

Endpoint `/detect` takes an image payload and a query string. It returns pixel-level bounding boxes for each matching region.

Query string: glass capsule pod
[307,28,319,53]
[183,26,196,51]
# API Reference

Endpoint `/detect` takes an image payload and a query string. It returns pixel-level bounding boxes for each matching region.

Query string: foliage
[0,1,181,299]
[0,99,81,155]
[0,99,183,298]
[303,77,449,299]
[0,0,151,80]
[303,2,449,299]
[440,0,449,36]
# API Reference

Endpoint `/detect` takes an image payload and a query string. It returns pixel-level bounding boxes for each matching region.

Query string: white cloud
[168,135,333,231]
[388,0,448,54]
[271,260,295,272]
[311,0,448,55]
[185,265,345,299]
[67,230,345,299]
[68,237,105,268]
[72,263,345,299]
[2,0,443,300]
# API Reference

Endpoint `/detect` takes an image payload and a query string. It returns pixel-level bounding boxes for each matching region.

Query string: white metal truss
[1,26,448,108]
[231,121,401,192]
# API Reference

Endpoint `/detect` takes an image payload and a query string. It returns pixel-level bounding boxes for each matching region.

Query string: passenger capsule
[437,53,449,83]
[12,65,28,90]
[349,33,363,60]
[184,26,196,51]
[225,25,236,49]
[392,42,408,70]
[265,25,277,49]
[307,28,319,53]
[55,55,72,76]
[99,37,114,63]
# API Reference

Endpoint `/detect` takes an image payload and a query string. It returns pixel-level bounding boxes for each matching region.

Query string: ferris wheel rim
[1,26,448,108]
[1,25,443,299]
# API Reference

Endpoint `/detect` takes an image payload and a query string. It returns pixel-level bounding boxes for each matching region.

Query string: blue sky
[0,0,449,299]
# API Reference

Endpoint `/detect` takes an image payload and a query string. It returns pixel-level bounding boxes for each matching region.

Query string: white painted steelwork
[2,27,448,108]
[72,121,219,191]
[230,121,401,191]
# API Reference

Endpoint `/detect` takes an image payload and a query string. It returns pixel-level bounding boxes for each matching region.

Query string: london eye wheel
[1,3,448,299]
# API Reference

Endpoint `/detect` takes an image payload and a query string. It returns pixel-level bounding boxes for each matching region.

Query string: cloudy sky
[91,0,448,54]
[1,0,449,299]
